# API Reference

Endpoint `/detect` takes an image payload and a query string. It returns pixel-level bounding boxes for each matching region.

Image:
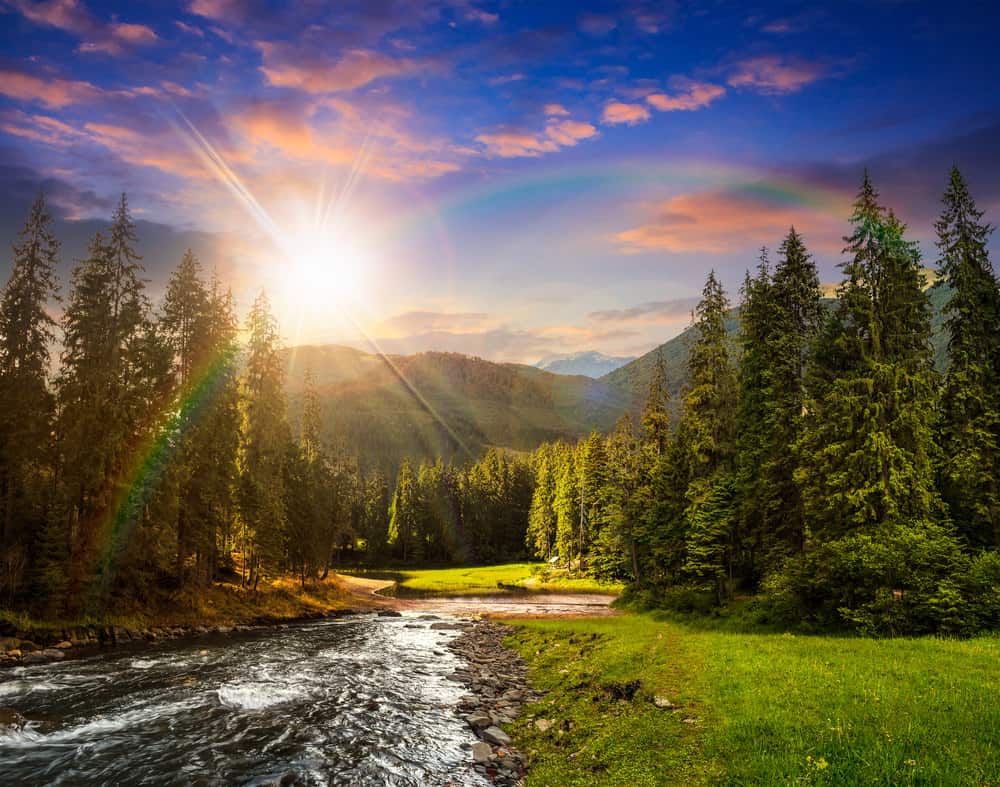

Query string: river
[0,612,491,786]
[0,595,614,786]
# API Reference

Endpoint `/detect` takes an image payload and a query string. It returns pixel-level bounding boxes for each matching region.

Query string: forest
[0,168,998,635]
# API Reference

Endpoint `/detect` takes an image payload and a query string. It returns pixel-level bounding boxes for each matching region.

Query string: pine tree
[388,458,419,562]
[57,195,154,604]
[526,443,557,560]
[553,447,579,568]
[0,193,60,598]
[935,167,1000,548]
[679,271,737,593]
[765,229,822,554]
[238,291,288,588]
[734,250,775,582]
[797,173,939,537]
[641,351,671,457]
[591,415,640,582]
[0,194,59,551]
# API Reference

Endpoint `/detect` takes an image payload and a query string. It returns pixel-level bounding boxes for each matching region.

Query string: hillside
[283,346,631,474]
[283,284,952,473]
[534,351,635,378]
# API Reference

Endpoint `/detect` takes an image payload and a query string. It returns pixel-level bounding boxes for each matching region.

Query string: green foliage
[935,166,1000,549]
[760,523,994,635]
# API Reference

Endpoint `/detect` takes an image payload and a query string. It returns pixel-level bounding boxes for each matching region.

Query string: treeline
[0,193,369,614]
[521,169,1000,635]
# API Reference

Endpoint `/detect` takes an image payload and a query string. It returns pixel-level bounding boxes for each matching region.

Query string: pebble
[448,620,543,786]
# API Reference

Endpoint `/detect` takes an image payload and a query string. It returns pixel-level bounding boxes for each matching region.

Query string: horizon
[1,0,999,364]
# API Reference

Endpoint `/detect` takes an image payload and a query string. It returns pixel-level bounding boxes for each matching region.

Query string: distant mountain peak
[534,351,635,378]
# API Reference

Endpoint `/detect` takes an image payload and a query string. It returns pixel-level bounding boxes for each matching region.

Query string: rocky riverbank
[447,620,542,786]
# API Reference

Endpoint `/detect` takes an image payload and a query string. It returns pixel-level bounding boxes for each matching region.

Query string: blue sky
[1,0,998,362]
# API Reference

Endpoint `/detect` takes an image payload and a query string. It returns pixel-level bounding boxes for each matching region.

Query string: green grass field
[342,563,624,596]
[506,614,1000,786]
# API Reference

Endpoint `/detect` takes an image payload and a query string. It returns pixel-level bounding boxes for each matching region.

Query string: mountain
[284,346,631,475]
[534,351,636,378]
[283,283,952,475]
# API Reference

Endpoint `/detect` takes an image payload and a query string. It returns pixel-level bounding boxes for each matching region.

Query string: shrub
[759,522,996,635]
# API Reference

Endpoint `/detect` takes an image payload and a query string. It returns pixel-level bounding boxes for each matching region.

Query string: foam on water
[216,682,308,711]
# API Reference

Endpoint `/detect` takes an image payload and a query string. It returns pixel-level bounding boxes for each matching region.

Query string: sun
[282,228,367,310]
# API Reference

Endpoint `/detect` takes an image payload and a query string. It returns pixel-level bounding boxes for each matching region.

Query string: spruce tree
[641,351,671,457]
[734,250,775,582]
[935,167,1000,548]
[239,291,288,588]
[763,229,823,559]
[679,271,737,593]
[0,193,60,559]
[797,173,939,537]
[526,443,557,560]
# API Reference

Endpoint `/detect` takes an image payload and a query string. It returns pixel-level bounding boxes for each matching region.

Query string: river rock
[54,641,73,650]
[534,718,553,732]
[465,711,491,728]
[471,740,493,763]
[481,725,511,746]
[376,610,401,618]
[429,621,466,630]
[6,649,21,659]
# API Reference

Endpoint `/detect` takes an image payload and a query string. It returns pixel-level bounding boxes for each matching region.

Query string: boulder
[653,695,676,709]
[54,641,73,650]
[534,718,553,733]
[481,725,511,746]
[471,741,493,764]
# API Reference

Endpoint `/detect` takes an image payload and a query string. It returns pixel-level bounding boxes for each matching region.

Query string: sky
[1,0,999,364]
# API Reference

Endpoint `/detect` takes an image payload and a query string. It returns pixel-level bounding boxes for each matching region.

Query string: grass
[505,613,1000,786]
[340,562,624,596]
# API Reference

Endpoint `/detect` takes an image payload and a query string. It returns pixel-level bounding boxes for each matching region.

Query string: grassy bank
[505,613,1000,785]
[0,576,362,640]
[341,563,623,596]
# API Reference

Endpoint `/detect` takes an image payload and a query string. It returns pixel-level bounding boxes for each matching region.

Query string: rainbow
[94,344,239,592]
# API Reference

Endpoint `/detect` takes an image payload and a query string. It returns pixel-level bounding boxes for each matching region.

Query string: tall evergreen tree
[797,173,939,537]
[0,193,60,601]
[238,291,288,588]
[641,350,671,457]
[935,167,1000,548]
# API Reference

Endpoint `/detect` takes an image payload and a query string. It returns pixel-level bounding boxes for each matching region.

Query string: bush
[759,522,996,635]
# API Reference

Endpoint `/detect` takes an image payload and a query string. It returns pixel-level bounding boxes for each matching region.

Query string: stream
[0,612,492,786]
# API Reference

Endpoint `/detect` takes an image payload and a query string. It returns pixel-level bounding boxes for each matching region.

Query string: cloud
[544,103,570,117]
[727,55,826,94]
[588,298,701,323]
[256,41,417,93]
[601,100,651,126]
[578,12,616,36]
[477,115,597,158]
[647,78,725,112]
[7,0,158,55]
[613,186,847,254]
[0,69,101,107]
[464,8,498,24]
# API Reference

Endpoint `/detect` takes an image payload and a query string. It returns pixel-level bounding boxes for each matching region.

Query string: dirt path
[334,573,618,618]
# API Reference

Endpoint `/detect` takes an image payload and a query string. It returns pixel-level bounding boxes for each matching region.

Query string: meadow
[506,614,1000,785]
[341,562,624,596]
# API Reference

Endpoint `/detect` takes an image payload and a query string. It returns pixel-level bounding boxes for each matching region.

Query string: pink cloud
[477,114,597,158]
[601,100,651,126]
[647,79,725,112]
[256,42,416,93]
[544,103,570,117]
[8,0,158,54]
[727,55,826,94]
[613,188,846,253]
[0,69,100,107]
